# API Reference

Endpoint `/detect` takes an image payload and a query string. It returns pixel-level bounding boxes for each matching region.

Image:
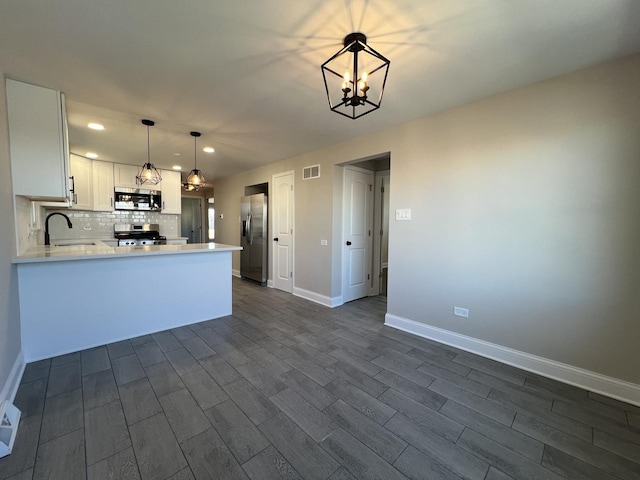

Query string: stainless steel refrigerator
[240,193,268,285]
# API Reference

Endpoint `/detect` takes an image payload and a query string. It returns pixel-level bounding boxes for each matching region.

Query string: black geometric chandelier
[321,32,390,120]
[183,131,206,191]
[136,119,162,186]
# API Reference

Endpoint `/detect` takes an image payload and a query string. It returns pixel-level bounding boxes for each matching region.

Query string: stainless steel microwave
[114,187,162,211]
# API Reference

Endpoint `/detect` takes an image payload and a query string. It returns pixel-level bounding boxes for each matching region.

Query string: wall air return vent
[302,165,320,180]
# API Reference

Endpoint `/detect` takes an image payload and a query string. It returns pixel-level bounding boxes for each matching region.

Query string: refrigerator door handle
[247,212,253,245]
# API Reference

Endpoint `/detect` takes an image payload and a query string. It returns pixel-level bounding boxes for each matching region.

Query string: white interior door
[273,171,294,292]
[343,166,374,303]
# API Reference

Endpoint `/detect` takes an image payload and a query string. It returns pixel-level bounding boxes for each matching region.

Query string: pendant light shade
[136,119,162,186]
[183,131,206,191]
[321,32,390,119]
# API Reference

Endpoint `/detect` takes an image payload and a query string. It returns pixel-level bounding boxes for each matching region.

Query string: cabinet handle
[162,201,165,210]
[110,197,113,207]
[69,175,75,194]
[346,241,352,245]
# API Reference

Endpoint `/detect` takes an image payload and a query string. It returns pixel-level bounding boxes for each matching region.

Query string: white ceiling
[2,1,640,182]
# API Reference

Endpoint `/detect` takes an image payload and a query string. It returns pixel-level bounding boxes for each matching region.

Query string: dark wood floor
[2,278,640,480]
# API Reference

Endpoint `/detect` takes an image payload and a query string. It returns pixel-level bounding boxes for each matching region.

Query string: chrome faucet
[44,212,73,246]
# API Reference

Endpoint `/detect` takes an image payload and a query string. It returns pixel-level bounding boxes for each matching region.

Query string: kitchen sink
[53,241,97,247]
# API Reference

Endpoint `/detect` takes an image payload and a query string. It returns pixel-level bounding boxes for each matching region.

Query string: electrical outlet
[320,239,328,246]
[454,307,469,318]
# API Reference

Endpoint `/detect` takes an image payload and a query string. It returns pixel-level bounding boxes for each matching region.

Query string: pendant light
[321,32,390,119]
[183,131,206,191]
[136,119,162,186]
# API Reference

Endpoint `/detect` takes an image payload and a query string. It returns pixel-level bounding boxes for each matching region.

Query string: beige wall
[0,75,22,402]
[386,54,640,385]
[214,53,640,385]
[213,152,337,295]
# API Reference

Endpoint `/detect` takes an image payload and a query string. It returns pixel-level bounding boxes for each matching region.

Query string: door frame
[371,170,390,296]
[271,170,295,292]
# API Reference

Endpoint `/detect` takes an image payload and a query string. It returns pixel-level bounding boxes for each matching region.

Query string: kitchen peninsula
[13,242,241,361]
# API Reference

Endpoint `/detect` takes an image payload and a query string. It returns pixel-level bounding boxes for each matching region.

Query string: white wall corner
[293,286,342,308]
[0,351,25,407]
[385,313,640,408]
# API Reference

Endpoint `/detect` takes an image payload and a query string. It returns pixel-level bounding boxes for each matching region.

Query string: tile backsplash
[44,209,179,243]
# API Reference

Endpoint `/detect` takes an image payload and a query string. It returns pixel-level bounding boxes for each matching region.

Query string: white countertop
[13,241,242,264]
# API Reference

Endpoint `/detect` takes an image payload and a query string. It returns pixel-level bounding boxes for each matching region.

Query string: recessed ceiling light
[203,147,215,153]
[172,152,182,156]
[85,152,98,159]
[87,123,105,131]
[172,165,182,171]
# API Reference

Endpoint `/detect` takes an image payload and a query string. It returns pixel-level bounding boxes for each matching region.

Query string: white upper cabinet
[92,160,115,212]
[113,163,141,189]
[69,154,93,210]
[6,78,71,202]
[160,170,181,214]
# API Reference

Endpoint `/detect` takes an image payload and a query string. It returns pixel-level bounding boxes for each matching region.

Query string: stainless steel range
[114,223,167,246]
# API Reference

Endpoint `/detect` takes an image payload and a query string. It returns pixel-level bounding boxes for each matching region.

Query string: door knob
[273,237,279,242]
[346,241,352,245]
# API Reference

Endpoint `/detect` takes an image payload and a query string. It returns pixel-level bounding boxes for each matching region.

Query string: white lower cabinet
[93,161,115,211]
[160,170,182,214]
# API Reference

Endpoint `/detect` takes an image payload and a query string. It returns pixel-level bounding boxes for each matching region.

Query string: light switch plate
[395,208,412,221]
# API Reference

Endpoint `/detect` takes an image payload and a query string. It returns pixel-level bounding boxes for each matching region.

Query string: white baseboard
[385,314,640,407]
[232,269,241,278]
[293,286,343,308]
[332,295,344,308]
[0,351,25,407]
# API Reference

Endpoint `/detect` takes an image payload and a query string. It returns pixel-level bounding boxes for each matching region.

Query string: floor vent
[302,165,320,180]
[0,401,21,458]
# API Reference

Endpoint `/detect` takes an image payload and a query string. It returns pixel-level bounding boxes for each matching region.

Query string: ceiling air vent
[302,165,320,180]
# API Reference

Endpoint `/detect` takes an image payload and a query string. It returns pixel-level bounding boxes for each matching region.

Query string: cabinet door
[69,154,93,210]
[113,163,140,189]
[93,161,115,211]
[6,79,70,201]
[160,170,182,214]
